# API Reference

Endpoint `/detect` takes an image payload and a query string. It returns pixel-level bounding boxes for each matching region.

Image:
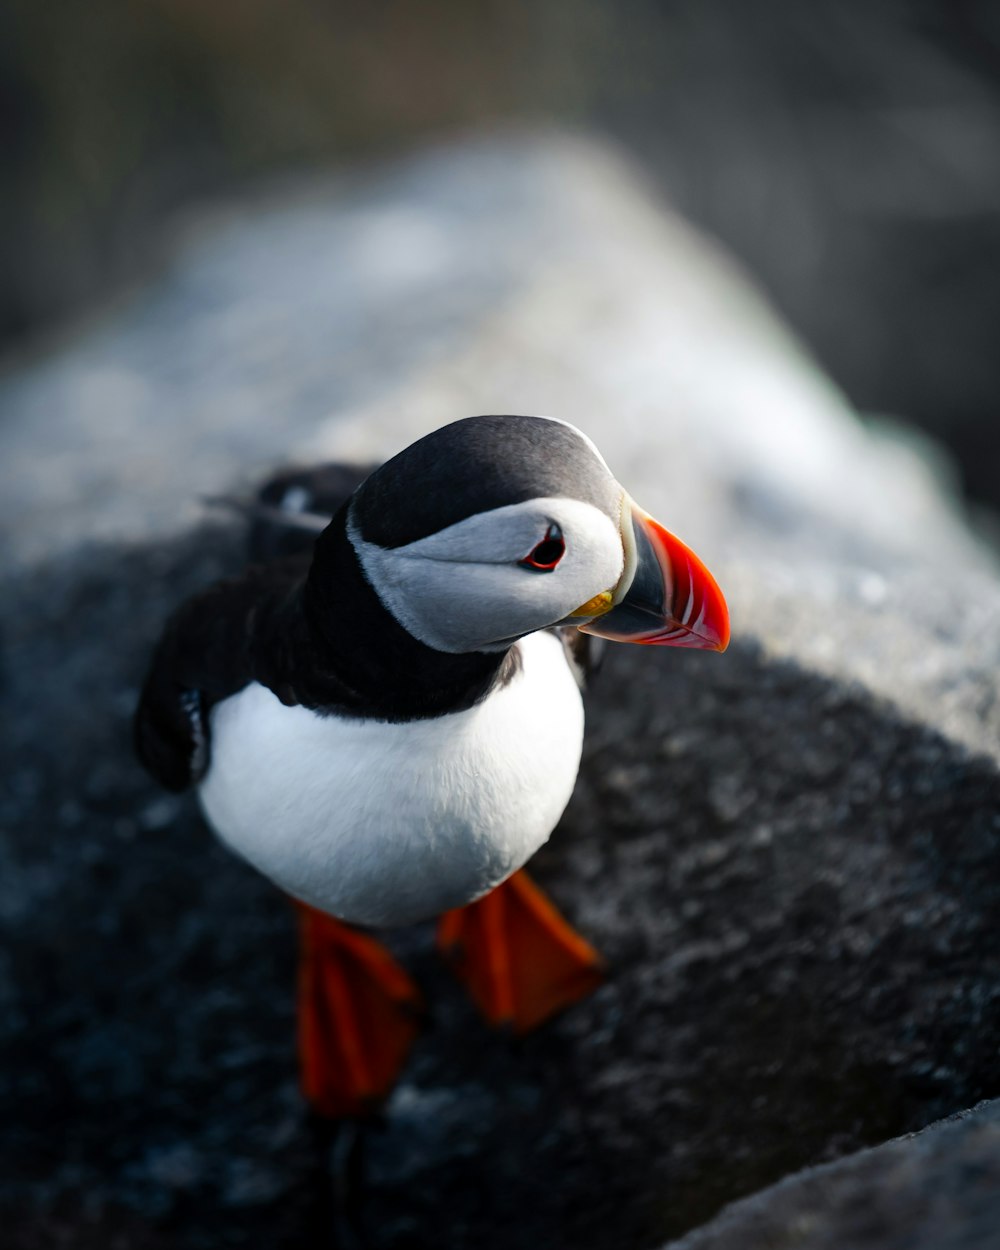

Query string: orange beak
[578,501,729,651]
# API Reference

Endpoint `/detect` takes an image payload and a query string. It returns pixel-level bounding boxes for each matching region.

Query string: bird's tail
[205,461,376,562]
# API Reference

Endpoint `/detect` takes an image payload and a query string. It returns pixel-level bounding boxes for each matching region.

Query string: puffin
[134,414,729,1120]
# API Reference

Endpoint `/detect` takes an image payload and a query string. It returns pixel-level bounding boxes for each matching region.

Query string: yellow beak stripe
[569,590,614,619]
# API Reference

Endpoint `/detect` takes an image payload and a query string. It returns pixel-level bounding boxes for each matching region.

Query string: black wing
[133,564,297,792]
[136,461,373,793]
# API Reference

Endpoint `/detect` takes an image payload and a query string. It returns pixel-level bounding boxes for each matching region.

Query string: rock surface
[663,1100,1000,1250]
[1,134,998,1248]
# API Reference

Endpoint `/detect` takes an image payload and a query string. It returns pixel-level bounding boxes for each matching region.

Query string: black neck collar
[293,505,512,721]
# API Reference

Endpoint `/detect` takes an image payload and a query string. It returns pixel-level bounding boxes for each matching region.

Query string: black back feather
[137,462,376,792]
[248,462,375,562]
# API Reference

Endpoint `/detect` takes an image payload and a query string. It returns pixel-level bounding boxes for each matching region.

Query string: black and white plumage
[135,415,727,927]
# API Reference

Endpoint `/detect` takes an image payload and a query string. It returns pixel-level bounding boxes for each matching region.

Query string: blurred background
[2,0,1000,515]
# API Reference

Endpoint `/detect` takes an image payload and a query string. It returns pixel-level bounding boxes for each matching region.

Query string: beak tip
[704,594,731,653]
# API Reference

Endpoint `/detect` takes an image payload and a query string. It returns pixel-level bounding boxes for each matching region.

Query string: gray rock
[663,1100,1000,1250]
[1,134,998,1248]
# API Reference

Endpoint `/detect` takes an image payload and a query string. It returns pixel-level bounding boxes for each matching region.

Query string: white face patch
[349,495,625,653]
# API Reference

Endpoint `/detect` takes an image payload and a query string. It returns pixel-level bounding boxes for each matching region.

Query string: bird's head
[343,414,729,655]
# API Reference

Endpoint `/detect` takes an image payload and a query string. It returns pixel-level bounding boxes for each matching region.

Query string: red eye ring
[519,524,565,572]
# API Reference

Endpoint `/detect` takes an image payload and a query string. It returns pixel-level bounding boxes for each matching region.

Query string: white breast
[197,630,584,926]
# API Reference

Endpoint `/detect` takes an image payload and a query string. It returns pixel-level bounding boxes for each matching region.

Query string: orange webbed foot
[296,902,424,1119]
[437,869,604,1034]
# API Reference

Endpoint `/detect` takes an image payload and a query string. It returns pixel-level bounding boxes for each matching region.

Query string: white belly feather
[198,630,584,926]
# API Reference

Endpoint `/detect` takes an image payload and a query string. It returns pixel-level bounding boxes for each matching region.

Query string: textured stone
[1,134,998,1249]
[663,1100,1000,1250]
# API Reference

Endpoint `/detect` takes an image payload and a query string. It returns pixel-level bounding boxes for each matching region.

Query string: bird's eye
[519,524,565,572]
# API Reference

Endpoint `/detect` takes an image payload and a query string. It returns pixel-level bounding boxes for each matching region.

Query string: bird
[134,414,729,1122]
